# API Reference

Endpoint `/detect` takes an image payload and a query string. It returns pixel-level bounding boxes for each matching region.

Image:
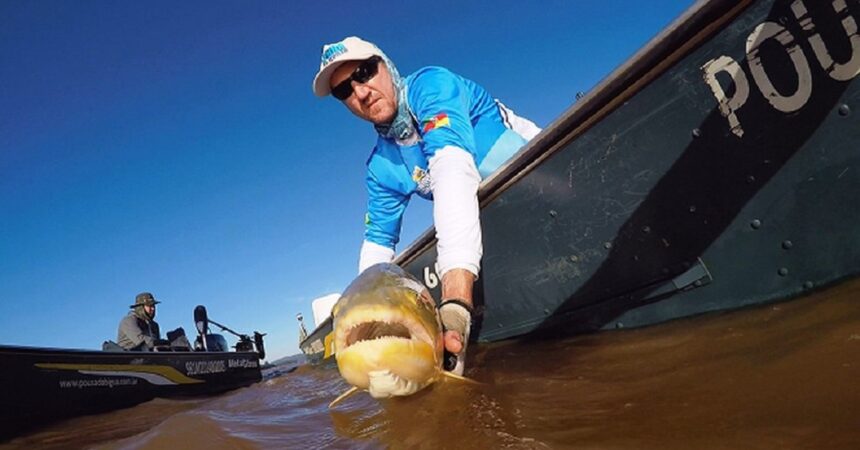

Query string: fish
[329,263,472,408]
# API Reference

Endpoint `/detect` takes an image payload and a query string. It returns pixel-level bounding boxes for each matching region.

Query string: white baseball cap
[312,36,385,97]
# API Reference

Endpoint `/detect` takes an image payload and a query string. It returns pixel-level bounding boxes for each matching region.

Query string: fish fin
[329,386,360,409]
[441,371,481,385]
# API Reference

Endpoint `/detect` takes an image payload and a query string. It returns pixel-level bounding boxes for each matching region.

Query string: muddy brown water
[3,279,859,449]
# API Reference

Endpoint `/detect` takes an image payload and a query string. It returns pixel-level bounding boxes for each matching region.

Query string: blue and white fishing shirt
[359,66,540,277]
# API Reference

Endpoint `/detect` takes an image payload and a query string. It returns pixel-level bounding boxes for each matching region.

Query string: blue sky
[0,0,693,361]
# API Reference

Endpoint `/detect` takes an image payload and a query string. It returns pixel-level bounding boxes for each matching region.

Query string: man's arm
[409,67,481,370]
[359,240,395,273]
[409,68,483,289]
[441,269,475,306]
[427,146,482,291]
[429,147,480,363]
[359,168,409,273]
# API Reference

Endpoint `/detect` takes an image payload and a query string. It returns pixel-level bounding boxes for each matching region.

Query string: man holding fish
[312,37,540,379]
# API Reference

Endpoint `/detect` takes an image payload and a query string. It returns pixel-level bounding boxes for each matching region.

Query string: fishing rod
[194,305,266,359]
[208,318,245,339]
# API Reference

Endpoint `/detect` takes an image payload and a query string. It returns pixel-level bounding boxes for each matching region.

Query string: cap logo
[322,42,347,66]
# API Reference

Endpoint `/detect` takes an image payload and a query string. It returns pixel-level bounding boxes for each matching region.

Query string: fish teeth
[367,370,421,398]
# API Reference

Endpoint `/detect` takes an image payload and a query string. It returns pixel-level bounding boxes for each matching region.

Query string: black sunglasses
[331,56,382,101]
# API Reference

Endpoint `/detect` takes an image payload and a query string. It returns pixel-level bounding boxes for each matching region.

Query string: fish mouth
[335,310,439,397]
[334,304,439,361]
[345,321,412,347]
[337,309,434,352]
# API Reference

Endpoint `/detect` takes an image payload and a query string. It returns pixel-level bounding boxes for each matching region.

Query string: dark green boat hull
[401,0,860,339]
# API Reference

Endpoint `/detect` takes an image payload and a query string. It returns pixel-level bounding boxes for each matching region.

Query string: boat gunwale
[0,344,261,358]
[393,0,754,268]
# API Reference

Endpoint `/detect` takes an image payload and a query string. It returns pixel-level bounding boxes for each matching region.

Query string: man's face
[144,304,156,319]
[330,59,397,125]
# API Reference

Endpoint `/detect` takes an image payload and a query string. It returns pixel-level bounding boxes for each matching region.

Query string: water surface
[4,279,859,449]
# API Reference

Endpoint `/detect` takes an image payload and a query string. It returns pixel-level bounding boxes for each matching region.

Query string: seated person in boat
[312,37,540,374]
[117,292,162,351]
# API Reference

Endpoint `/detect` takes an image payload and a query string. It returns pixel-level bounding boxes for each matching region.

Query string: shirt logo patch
[421,113,450,133]
[412,166,432,196]
[412,166,426,183]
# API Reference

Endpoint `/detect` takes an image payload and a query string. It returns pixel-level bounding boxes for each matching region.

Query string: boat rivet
[694,279,703,287]
[750,219,762,229]
[616,322,624,329]
[838,104,851,116]
[691,128,702,138]
[642,226,651,233]
[778,15,789,25]
[689,205,696,213]
[803,281,813,289]
[549,210,558,218]
[778,267,789,276]
[604,242,613,249]
[747,175,756,183]
[569,255,579,262]
[782,240,793,249]
[543,308,550,315]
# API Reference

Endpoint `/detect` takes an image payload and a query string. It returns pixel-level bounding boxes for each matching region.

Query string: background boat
[0,306,265,439]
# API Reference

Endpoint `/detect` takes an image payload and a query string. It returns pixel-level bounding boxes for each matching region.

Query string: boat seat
[101,340,125,352]
[167,327,193,351]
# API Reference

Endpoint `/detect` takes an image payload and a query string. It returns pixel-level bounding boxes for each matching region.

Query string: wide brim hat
[130,292,161,308]
[312,36,385,97]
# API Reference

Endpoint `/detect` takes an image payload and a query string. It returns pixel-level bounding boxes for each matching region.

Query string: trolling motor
[193,305,266,359]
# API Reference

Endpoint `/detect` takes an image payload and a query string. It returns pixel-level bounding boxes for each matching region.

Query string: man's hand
[440,268,474,354]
